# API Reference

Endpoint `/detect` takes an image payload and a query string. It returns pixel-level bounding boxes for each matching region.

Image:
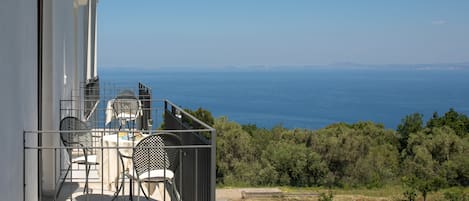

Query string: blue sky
[98,0,469,68]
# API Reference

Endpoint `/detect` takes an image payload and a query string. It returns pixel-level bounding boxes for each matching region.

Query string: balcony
[24,82,216,201]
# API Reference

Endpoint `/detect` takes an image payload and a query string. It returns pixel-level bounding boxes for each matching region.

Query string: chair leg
[137,181,140,201]
[168,180,181,201]
[111,179,124,201]
[138,182,149,200]
[55,165,71,199]
[171,180,181,201]
[129,178,133,201]
[163,181,167,201]
[111,171,126,201]
[83,164,91,194]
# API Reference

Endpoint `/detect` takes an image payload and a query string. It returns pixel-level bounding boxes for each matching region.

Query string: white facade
[0,0,98,200]
[0,0,38,200]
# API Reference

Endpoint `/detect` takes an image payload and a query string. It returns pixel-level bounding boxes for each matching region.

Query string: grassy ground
[219,186,469,201]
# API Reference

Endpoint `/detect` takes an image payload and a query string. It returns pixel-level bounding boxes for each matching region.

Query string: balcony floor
[43,164,169,201]
[43,182,159,201]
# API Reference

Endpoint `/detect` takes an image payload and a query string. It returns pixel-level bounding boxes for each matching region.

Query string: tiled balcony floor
[43,182,158,201]
[43,164,167,201]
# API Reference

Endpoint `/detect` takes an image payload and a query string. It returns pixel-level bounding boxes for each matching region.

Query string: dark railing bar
[24,128,214,134]
[210,129,217,201]
[164,99,214,130]
[195,148,199,201]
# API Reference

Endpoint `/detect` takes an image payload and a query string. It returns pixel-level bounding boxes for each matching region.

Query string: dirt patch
[216,188,395,201]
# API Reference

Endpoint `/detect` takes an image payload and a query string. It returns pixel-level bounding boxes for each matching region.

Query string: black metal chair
[57,116,98,197]
[112,90,141,130]
[123,133,182,201]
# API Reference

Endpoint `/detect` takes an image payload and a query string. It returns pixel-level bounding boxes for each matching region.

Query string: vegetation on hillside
[187,108,469,200]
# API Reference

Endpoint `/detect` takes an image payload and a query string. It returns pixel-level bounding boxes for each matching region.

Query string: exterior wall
[0,1,38,201]
[0,0,98,200]
[41,0,64,193]
[41,0,98,195]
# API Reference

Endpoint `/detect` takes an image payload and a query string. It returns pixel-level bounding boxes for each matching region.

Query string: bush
[444,188,469,201]
[403,189,417,201]
[318,191,333,201]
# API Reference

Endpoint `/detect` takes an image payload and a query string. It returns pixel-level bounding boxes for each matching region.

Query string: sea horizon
[100,66,469,130]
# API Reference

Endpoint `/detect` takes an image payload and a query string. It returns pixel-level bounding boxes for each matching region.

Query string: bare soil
[216,188,394,201]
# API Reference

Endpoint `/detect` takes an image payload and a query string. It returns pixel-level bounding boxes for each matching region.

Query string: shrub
[403,189,417,201]
[318,191,333,201]
[444,188,469,201]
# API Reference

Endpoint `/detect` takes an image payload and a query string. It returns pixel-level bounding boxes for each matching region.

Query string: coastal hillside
[186,108,469,201]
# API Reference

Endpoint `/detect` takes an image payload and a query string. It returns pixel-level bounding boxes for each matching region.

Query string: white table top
[102,133,149,144]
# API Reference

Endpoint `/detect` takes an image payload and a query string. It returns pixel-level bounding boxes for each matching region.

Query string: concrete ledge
[284,192,320,197]
[241,189,283,199]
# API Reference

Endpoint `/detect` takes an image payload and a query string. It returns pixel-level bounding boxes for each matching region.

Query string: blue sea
[100,68,469,130]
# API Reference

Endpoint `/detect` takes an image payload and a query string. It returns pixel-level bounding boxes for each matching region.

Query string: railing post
[195,149,198,201]
[23,131,26,201]
[210,129,216,201]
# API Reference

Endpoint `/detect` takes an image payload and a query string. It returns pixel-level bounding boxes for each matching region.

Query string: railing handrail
[59,98,215,130]
[24,145,213,149]
[164,99,215,131]
[24,128,214,134]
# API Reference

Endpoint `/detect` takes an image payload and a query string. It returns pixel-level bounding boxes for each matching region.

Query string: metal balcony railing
[24,82,216,201]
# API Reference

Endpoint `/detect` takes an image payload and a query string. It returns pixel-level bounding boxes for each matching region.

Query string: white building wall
[0,0,38,201]
[41,0,72,195]
[1,0,98,199]
[41,0,58,194]
[41,0,96,195]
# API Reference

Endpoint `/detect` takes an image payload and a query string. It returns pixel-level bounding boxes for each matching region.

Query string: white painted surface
[0,0,98,199]
[41,0,98,196]
[0,1,38,201]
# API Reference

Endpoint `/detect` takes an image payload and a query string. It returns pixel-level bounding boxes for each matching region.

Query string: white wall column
[86,0,93,80]
[41,0,61,195]
[91,0,98,79]
[42,0,76,196]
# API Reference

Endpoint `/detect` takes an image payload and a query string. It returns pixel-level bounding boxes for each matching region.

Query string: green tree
[309,122,399,187]
[403,188,417,201]
[214,117,256,185]
[402,126,468,187]
[350,144,399,187]
[209,107,468,189]
[184,107,214,126]
[402,131,448,201]
[427,108,469,137]
[263,142,308,186]
[402,174,445,201]
[426,112,442,128]
[397,113,424,151]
